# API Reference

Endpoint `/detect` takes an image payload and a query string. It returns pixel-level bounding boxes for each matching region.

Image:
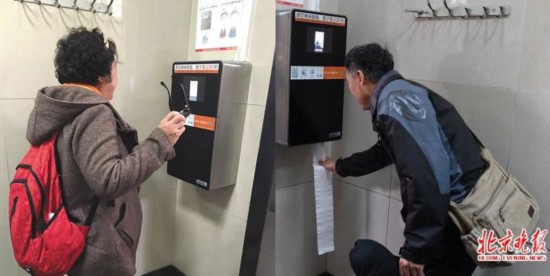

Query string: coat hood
[26,85,109,145]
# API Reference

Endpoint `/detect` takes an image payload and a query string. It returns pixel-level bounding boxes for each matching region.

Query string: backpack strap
[54,133,100,226]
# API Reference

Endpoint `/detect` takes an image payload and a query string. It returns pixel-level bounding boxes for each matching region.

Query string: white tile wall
[2,100,34,169]
[414,80,516,165]
[506,97,550,276]
[397,1,528,90]
[337,0,403,55]
[136,188,177,275]
[275,145,314,189]
[276,182,327,276]
[327,181,390,276]
[172,183,247,276]
[0,0,123,100]
[231,105,266,220]
[518,0,550,94]
[327,181,368,276]
[0,226,25,276]
[508,93,550,233]
[1,132,8,228]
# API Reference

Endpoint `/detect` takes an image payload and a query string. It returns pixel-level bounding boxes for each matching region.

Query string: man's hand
[399,258,424,276]
[318,157,336,173]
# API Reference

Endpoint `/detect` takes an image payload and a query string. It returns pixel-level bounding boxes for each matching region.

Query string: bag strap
[54,133,100,226]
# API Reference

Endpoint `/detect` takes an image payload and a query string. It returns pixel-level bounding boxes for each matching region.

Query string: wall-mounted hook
[427,0,451,18]
[106,0,114,16]
[500,6,511,17]
[73,0,79,11]
[483,6,501,17]
[444,0,468,19]
[89,0,96,12]
[34,0,41,5]
[465,6,486,18]
[404,9,433,18]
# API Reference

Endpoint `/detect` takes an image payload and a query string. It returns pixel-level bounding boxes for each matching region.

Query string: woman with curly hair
[26,27,185,275]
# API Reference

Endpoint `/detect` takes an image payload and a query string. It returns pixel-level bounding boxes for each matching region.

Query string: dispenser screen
[190,80,199,101]
[307,27,333,54]
[183,76,206,102]
[314,31,324,53]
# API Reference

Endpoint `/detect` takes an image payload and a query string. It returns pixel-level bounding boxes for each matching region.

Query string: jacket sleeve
[335,140,393,177]
[71,105,175,200]
[379,107,450,264]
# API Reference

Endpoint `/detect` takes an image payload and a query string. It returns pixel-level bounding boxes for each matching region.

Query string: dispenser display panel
[168,61,251,190]
[276,10,347,146]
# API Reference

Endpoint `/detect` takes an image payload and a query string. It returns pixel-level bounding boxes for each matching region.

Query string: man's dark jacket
[335,70,486,264]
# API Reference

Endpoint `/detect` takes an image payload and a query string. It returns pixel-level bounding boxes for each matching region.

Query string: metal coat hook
[13,0,114,16]
[107,0,114,16]
[405,0,511,20]
[427,0,450,18]
[444,0,468,19]
[90,0,97,12]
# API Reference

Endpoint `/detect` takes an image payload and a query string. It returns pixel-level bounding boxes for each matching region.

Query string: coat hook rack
[14,0,114,16]
[405,0,511,20]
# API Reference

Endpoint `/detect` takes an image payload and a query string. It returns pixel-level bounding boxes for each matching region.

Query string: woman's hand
[158,111,186,145]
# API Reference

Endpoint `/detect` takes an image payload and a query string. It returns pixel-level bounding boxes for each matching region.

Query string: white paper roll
[312,143,335,255]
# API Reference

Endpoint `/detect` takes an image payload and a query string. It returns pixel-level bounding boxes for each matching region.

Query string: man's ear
[355,70,366,86]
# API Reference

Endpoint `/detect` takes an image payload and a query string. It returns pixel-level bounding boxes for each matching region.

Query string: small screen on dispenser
[314,31,324,53]
[190,80,198,101]
[307,27,333,54]
[183,76,206,102]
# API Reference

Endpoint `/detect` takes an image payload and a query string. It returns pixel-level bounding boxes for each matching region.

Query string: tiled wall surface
[277,0,550,275]
[0,0,191,275]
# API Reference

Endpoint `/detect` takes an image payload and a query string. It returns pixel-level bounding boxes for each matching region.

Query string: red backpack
[8,134,98,276]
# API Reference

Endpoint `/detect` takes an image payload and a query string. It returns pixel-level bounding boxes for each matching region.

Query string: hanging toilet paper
[312,143,335,255]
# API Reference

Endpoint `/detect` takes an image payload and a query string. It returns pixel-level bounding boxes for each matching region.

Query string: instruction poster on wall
[276,0,304,8]
[195,0,245,52]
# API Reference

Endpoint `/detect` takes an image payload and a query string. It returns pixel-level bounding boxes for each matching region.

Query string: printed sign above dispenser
[276,9,347,146]
[168,61,251,190]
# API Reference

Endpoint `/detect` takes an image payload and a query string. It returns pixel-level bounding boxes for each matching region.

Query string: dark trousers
[349,223,476,276]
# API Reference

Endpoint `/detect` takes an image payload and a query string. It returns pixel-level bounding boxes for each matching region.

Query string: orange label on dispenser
[185,114,216,131]
[323,66,346,79]
[174,63,220,74]
[294,11,346,27]
[290,66,345,80]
